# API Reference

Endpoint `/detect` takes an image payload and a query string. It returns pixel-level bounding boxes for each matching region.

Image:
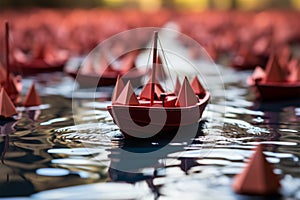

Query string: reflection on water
[0,67,300,199]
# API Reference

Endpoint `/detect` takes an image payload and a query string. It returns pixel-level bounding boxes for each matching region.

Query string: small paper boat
[65,50,145,87]
[247,54,300,101]
[9,27,68,75]
[232,144,280,195]
[0,88,17,119]
[23,83,42,107]
[107,32,210,140]
[10,57,66,75]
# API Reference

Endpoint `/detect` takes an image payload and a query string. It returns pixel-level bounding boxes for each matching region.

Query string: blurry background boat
[248,53,300,100]
[65,50,146,87]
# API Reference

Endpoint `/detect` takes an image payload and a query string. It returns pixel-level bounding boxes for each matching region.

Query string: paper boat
[247,54,300,101]
[9,24,67,75]
[0,87,17,118]
[23,83,41,107]
[10,56,66,75]
[107,32,210,140]
[232,144,280,195]
[65,50,145,88]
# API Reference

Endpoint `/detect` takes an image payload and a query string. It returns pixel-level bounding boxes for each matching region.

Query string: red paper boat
[8,27,68,75]
[1,21,22,104]
[230,46,268,70]
[248,54,300,101]
[107,32,210,140]
[232,144,280,195]
[23,83,41,107]
[65,50,145,87]
[253,82,300,101]
[0,65,21,103]
[10,57,66,75]
[0,88,17,118]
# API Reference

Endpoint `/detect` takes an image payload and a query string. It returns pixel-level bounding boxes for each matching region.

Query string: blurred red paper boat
[8,27,68,75]
[232,144,281,195]
[0,88,17,119]
[1,21,22,104]
[0,65,21,104]
[247,54,300,101]
[65,50,145,87]
[23,83,41,107]
[107,32,210,140]
[230,45,268,70]
[10,54,67,75]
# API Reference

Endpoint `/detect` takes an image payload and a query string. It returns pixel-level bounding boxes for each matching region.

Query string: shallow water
[1,64,300,200]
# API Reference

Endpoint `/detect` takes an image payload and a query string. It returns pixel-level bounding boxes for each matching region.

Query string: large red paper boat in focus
[247,53,300,101]
[107,32,210,140]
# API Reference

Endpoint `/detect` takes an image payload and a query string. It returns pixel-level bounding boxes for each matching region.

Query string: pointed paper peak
[175,77,198,107]
[174,77,181,96]
[0,63,20,103]
[4,76,19,103]
[0,87,17,118]
[23,83,42,107]
[139,77,165,100]
[252,66,266,81]
[265,55,286,82]
[114,81,139,106]
[191,76,206,97]
[232,144,280,195]
[112,75,125,103]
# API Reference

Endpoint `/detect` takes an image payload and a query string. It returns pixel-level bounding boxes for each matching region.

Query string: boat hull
[107,92,210,140]
[11,60,65,75]
[254,82,300,101]
[68,69,146,88]
[69,71,120,87]
[230,54,268,70]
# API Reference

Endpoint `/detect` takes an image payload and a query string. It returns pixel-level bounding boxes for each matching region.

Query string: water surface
[1,66,300,200]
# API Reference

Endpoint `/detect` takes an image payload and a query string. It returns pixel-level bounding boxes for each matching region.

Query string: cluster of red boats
[1,10,300,73]
[0,9,169,75]
[0,9,299,111]
[178,10,300,68]
[0,10,299,122]
[0,9,297,197]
